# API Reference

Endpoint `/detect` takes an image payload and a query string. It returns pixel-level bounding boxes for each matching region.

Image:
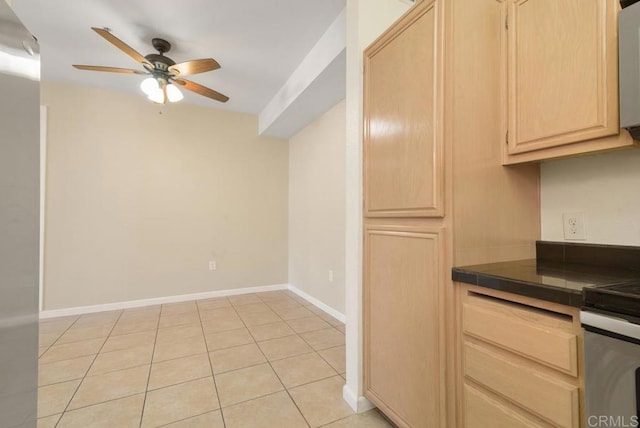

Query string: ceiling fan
[73,27,229,104]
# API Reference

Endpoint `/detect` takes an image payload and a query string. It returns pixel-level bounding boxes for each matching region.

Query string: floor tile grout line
[93,334,158,355]
[210,348,317,376]
[40,315,83,356]
[40,344,157,386]
[196,296,227,428]
[234,298,312,428]
[315,345,347,376]
[316,414,358,428]
[279,371,341,392]
[38,349,106,366]
[146,373,214,393]
[46,332,120,348]
[47,391,146,420]
[145,347,209,365]
[85,359,153,380]
[38,350,97,366]
[98,329,157,347]
[109,327,158,338]
[296,327,345,354]
[52,310,125,428]
[218,389,297,412]
[154,409,219,428]
[138,304,162,428]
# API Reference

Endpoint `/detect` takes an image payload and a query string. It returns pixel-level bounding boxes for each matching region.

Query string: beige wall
[289,100,346,314]
[541,149,640,245]
[41,82,288,310]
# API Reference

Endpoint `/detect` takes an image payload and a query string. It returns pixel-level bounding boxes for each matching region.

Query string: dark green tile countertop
[452,241,640,307]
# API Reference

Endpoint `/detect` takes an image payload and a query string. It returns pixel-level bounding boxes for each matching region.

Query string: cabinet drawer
[463,294,578,376]
[464,343,579,428]
[464,383,544,428]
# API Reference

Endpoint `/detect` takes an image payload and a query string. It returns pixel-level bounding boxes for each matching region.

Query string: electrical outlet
[562,212,586,240]
[209,260,217,271]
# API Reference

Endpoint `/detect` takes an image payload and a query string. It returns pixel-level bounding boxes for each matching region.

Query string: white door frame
[39,105,46,312]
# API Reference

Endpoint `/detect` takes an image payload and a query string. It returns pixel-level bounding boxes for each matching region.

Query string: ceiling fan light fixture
[140,76,159,96]
[166,84,183,102]
[140,77,182,104]
[147,88,165,104]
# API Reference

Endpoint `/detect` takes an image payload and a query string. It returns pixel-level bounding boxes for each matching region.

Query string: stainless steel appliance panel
[619,1,640,133]
[584,330,640,424]
[0,1,40,427]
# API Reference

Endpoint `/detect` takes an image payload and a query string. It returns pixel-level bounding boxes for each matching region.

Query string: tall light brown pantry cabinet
[363,2,446,427]
[363,1,540,427]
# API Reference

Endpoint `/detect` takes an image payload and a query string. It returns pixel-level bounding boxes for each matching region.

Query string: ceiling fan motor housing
[145,53,175,70]
[145,38,175,71]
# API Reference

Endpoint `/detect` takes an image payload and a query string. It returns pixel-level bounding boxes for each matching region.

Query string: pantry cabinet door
[364,224,445,428]
[506,0,619,155]
[364,0,444,218]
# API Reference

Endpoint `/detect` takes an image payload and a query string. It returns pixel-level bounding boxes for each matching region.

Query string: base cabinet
[458,285,584,428]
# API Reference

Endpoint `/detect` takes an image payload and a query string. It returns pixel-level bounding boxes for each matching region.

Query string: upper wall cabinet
[504,0,636,164]
[363,0,444,217]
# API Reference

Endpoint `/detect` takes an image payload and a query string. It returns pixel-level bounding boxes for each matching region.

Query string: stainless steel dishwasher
[582,283,640,428]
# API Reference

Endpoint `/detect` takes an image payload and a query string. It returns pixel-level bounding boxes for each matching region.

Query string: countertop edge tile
[452,242,640,308]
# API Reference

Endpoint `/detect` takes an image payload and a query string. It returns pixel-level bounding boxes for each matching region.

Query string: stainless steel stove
[581,283,640,427]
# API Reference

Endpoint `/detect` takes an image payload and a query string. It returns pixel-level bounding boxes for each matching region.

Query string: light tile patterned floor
[37,290,393,427]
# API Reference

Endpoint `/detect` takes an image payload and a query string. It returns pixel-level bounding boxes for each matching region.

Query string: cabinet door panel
[507,0,618,154]
[364,225,444,427]
[364,0,444,217]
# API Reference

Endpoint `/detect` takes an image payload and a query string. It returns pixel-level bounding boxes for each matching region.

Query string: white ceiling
[11,0,345,114]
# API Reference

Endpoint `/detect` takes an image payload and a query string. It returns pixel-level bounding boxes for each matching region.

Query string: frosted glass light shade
[147,89,165,104]
[166,84,183,102]
[140,77,159,95]
[140,78,182,104]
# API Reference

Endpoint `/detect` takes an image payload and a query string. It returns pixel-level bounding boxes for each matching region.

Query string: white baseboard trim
[39,283,289,319]
[287,285,346,323]
[343,384,375,413]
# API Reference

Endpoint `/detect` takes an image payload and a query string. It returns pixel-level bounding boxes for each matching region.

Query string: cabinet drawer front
[463,302,578,376]
[464,343,579,428]
[464,383,545,428]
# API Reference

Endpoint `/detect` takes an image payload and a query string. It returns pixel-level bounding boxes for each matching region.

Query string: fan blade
[173,78,229,103]
[73,65,147,74]
[169,58,221,76]
[91,27,151,66]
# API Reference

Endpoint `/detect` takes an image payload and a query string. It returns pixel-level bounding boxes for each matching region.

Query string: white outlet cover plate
[562,212,586,240]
